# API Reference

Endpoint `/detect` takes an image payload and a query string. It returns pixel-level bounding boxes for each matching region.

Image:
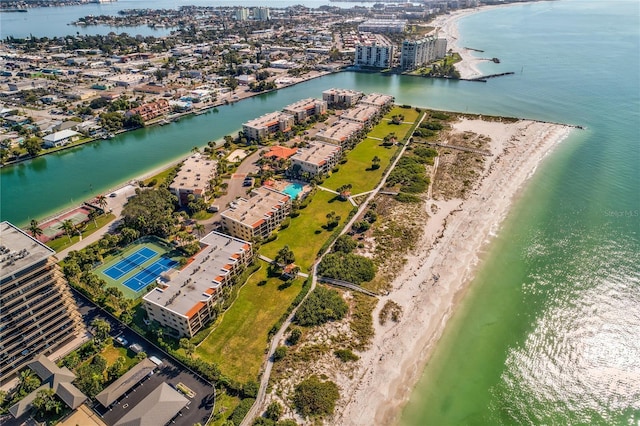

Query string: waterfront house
[125,99,170,122]
[168,153,217,208]
[242,111,295,142]
[43,130,80,148]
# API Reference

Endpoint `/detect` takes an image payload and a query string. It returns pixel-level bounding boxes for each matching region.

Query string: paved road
[57,185,137,259]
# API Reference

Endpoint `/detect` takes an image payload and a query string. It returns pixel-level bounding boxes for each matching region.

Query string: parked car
[115,336,128,346]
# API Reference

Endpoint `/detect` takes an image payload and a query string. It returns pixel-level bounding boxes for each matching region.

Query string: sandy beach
[331,117,573,425]
[430,6,505,79]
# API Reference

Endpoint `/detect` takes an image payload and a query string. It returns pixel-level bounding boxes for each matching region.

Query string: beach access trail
[332,118,573,425]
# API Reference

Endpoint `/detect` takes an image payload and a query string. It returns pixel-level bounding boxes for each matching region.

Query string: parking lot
[73,291,214,426]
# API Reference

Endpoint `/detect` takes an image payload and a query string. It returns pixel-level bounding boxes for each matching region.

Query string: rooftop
[283,98,325,112]
[169,153,217,193]
[265,145,298,160]
[113,382,188,426]
[292,141,341,165]
[359,93,394,107]
[316,120,363,142]
[221,186,290,229]
[96,358,156,407]
[0,221,55,282]
[243,111,294,130]
[340,104,380,123]
[142,231,250,318]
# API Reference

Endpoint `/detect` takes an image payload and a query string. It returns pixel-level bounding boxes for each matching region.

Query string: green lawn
[195,264,302,383]
[211,391,241,426]
[323,137,399,194]
[46,213,115,252]
[260,190,355,270]
[101,345,138,370]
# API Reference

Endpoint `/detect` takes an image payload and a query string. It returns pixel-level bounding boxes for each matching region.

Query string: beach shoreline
[333,118,574,425]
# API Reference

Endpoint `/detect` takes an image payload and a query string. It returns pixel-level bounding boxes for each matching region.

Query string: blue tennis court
[122,257,178,292]
[103,247,157,280]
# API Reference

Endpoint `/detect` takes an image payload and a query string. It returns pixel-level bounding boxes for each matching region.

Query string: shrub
[265,401,283,421]
[332,235,356,254]
[317,253,376,284]
[293,376,340,417]
[334,349,360,362]
[229,398,255,425]
[286,328,302,345]
[294,287,348,327]
[273,346,287,362]
[396,193,421,203]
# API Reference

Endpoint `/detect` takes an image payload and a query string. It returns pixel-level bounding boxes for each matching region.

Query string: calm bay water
[1,0,638,424]
[0,0,373,38]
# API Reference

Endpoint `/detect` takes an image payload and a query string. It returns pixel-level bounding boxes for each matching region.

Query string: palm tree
[28,219,43,241]
[61,219,76,242]
[18,369,40,394]
[371,156,381,170]
[193,223,205,238]
[96,194,108,213]
[88,209,99,227]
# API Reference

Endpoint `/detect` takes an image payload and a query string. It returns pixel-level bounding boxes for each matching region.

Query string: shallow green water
[400,1,640,424]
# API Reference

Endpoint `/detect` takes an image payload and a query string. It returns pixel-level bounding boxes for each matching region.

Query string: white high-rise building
[253,7,270,21]
[235,7,249,21]
[354,43,395,69]
[400,36,448,70]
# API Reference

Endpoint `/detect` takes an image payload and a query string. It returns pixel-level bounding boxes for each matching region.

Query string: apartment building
[253,7,270,21]
[143,232,252,338]
[359,93,395,109]
[125,98,170,122]
[283,98,328,123]
[358,19,407,34]
[401,36,448,70]
[315,119,363,147]
[242,111,295,141]
[290,141,342,178]
[322,88,363,108]
[0,222,85,384]
[221,187,291,241]
[169,153,217,207]
[354,43,395,69]
[235,7,249,21]
[340,104,381,127]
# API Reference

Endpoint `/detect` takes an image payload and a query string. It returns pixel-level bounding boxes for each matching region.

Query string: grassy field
[195,264,303,383]
[46,213,115,252]
[260,189,355,270]
[323,137,399,194]
[368,106,420,139]
[211,391,241,426]
[101,345,138,370]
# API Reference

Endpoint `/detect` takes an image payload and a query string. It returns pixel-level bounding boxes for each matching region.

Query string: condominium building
[0,222,85,384]
[235,7,249,21]
[143,231,252,338]
[283,98,328,123]
[290,141,342,178]
[358,19,407,34]
[400,36,448,70]
[322,88,363,108]
[253,7,270,21]
[221,187,291,241]
[354,43,395,69]
[340,104,381,126]
[359,93,395,109]
[242,111,295,142]
[169,153,217,207]
[125,98,170,122]
[315,119,363,147]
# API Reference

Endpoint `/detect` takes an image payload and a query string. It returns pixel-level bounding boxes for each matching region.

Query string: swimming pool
[282,182,305,199]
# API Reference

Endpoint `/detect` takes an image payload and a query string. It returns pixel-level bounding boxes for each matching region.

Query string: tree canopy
[293,375,340,418]
[121,188,177,237]
[317,253,376,284]
[294,287,347,327]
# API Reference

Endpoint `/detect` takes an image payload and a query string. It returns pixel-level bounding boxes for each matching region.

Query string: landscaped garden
[259,189,356,270]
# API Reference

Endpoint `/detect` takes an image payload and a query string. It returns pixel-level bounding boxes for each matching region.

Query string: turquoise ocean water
[400,1,640,424]
[1,1,638,424]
